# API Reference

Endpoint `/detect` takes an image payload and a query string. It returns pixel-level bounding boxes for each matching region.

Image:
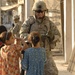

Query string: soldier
[20,1,60,75]
[12,15,22,37]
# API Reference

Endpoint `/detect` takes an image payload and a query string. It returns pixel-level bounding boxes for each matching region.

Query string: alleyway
[53,56,72,75]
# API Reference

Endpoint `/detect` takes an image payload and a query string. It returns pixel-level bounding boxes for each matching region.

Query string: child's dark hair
[29,31,40,46]
[0,25,7,34]
[0,31,12,43]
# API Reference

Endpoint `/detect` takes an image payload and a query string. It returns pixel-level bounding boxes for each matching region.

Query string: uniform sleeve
[50,20,61,36]
[21,50,29,70]
[49,20,61,49]
[44,16,50,33]
[13,24,19,35]
[19,16,35,39]
[48,20,61,41]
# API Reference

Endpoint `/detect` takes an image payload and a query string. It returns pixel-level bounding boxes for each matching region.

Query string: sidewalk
[53,56,72,75]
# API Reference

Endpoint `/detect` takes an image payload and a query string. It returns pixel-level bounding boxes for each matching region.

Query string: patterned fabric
[12,21,22,37]
[44,51,58,75]
[20,16,59,75]
[0,55,2,75]
[20,16,50,38]
[0,44,23,75]
[41,38,58,75]
[21,47,46,75]
[20,16,60,48]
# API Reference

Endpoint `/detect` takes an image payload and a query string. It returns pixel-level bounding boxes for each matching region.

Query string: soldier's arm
[19,16,35,39]
[19,21,30,39]
[49,20,61,42]
[13,24,19,34]
[45,16,50,33]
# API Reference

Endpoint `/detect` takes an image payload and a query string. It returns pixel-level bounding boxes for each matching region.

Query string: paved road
[53,56,72,75]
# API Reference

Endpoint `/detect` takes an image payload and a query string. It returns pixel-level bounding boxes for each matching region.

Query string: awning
[0,4,19,11]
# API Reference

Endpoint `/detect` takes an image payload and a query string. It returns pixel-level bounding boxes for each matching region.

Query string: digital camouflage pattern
[20,16,60,75]
[32,1,48,11]
[20,16,60,48]
[12,21,22,37]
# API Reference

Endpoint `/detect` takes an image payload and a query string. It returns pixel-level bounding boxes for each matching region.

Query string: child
[0,31,28,75]
[0,26,7,75]
[21,31,46,75]
[0,25,7,48]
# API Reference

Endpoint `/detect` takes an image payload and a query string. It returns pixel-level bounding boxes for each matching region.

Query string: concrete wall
[64,0,73,63]
[72,0,75,53]
[25,0,34,20]
[74,0,75,46]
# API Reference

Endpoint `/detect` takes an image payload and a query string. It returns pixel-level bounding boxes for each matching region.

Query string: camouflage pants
[41,37,58,75]
[44,51,58,75]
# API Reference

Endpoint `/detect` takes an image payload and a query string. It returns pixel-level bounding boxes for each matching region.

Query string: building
[0,0,24,30]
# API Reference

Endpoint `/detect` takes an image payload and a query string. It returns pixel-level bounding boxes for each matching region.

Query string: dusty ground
[53,56,72,75]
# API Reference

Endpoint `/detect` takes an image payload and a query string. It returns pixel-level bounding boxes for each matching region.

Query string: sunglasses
[35,10,44,13]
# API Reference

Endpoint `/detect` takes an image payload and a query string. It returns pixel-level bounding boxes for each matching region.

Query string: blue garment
[21,47,46,75]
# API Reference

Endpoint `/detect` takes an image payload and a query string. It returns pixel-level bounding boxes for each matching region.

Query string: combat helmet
[32,1,48,11]
[14,15,19,20]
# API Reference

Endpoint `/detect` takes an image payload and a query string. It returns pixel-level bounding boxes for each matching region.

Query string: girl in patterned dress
[0,31,28,75]
[0,25,7,75]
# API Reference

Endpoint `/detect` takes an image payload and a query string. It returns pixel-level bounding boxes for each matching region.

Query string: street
[53,56,72,75]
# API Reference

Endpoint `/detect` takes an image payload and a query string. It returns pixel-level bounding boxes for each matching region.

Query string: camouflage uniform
[12,21,22,37]
[20,1,60,75]
[12,15,22,37]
